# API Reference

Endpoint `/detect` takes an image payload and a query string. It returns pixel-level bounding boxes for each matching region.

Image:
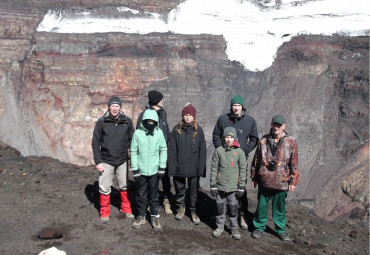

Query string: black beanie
[108,96,122,107]
[148,90,163,106]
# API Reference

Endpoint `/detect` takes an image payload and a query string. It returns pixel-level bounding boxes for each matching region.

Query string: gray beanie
[223,127,238,140]
[108,96,122,107]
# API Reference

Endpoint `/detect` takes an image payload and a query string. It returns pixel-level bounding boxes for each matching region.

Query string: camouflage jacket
[251,131,300,191]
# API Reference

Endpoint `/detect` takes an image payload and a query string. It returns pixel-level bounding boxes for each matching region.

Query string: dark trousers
[238,191,248,216]
[173,176,199,212]
[161,167,171,199]
[136,174,159,217]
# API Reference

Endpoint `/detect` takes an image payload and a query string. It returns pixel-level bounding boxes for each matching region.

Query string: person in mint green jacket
[130,109,167,232]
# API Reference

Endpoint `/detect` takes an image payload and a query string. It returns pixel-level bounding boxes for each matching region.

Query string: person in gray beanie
[136,90,172,214]
[212,95,258,230]
[92,96,134,223]
[210,127,247,240]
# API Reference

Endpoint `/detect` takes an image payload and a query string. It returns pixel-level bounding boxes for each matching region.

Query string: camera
[268,160,276,171]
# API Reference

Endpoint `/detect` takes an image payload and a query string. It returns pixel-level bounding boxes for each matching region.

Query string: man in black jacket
[212,95,258,230]
[92,96,135,223]
[136,90,172,214]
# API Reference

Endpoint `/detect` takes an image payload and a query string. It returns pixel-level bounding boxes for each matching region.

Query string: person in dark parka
[168,104,207,224]
[212,95,259,230]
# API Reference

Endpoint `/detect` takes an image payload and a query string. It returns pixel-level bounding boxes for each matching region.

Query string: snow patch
[37,0,370,71]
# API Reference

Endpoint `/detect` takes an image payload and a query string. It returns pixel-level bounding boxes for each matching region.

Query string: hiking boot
[100,216,109,224]
[231,229,241,240]
[118,212,135,220]
[191,212,200,225]
[151,216,162,232]
[175,207,185,220]
[132,216,146,229]
[212,228,223,238]
[163,198,173,215]
[252,230,263,239]
[278,232,292,241]
[240,216,248,230]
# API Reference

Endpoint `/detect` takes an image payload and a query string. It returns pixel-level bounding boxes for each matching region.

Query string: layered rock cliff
[0,0,368,221]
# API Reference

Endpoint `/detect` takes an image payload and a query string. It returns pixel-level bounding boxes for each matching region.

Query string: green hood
[141,109,159,129]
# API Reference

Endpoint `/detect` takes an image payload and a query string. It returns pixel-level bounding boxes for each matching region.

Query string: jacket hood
[228,110,246,120]
[223,140,241,150]
[142,109,159,123]
[145,102,163,111]
[233,140,241,148]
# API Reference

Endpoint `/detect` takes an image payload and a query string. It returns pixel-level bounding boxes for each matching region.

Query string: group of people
[92,90,300,241]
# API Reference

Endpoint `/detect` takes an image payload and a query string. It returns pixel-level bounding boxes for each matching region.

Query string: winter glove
[210,185,218,198]
[157,168,165,179]
[236,185,246,199]
[132,170,141,181]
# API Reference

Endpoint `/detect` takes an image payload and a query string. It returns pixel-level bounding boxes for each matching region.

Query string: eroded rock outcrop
[250,35,369,202]
[315,144,368,223]
[19,32,228,165]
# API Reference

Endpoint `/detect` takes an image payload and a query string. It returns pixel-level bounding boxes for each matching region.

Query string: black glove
[132,170,141,181]
[236,185,246,199]
[157,168,165,179]
[210,185,218,198]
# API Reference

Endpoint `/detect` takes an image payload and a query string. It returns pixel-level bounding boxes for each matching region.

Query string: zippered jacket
[212,111,258,159]
[168,122,207,178]
[250,131,300,191]
[92,111,134,166]
[210,141,247,192]
[136,103,170,143]
[130,110,167,176]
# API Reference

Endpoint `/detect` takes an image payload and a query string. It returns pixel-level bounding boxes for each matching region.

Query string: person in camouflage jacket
[250,115,300,241]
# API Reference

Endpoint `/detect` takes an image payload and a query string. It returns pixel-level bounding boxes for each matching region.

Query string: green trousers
[253,186,288,234]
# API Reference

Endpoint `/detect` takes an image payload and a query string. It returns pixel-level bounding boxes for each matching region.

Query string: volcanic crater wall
[0,1,368,221]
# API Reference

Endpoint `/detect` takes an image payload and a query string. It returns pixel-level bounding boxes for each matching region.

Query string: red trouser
[120,190,132,214]
[100,194,110,218]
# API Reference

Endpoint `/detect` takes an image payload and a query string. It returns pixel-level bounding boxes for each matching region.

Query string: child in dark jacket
[210,127,247,240]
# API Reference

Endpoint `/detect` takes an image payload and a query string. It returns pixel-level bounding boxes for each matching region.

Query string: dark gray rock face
[0,1,368,221]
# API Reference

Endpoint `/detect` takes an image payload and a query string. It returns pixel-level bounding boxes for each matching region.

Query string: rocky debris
[342,165,369,207]
[349,230,359,238]
[37,228,63,239]
[315,144,369,224]
[0,141,369,255]
[0,141,21,156]
[92,250,111,255]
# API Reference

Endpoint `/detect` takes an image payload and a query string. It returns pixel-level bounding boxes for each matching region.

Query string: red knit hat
[182,104,196,119]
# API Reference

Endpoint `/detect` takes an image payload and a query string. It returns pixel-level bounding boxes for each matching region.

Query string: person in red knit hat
[168,103,207,225]
[92,96,135,223]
